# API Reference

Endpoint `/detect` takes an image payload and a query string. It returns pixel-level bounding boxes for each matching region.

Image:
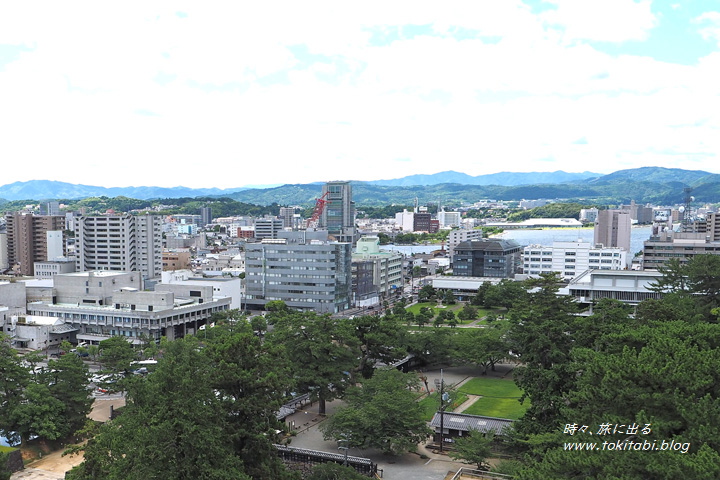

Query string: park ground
[286,363,519,480]
[11,364,520,480]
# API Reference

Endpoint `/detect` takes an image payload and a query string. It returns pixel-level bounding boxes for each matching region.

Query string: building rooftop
[429,412,514,435]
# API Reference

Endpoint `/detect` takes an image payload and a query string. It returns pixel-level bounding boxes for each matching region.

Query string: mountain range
[1,167,719,206]
[0,170,603,201]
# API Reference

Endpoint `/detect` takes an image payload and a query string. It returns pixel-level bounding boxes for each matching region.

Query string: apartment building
[594,210,632,253]
[5,213,65,276]
[74,214,163,280]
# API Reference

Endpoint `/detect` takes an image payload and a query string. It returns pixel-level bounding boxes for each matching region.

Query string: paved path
[11,397,127,480]
[283,365,505,480]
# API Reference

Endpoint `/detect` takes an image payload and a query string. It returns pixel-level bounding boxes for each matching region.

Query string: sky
[1,1,720,189]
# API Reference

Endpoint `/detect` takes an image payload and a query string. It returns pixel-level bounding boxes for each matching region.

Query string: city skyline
[2,1,720,189]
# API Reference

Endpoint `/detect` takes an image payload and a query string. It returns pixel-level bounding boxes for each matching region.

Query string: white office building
[523,241,628,280]
[437,210,462,228]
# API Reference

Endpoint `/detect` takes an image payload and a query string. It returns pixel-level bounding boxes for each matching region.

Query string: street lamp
[338,433,350,466]
[434,370,449,453]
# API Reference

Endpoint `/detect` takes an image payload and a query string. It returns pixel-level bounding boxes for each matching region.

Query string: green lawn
[0,445,16,452]
[456,377,530,420]
[418,391,469,421]
[405,302,504,325]
[405,302,461,315]
[462,396,529,420]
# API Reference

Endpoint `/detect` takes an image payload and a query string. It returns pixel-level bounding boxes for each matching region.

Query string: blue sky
[1,1,719,189]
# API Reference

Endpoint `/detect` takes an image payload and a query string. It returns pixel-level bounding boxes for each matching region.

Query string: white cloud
[541,0,657,43]
[694,11,720,47]
[0,1,719,189]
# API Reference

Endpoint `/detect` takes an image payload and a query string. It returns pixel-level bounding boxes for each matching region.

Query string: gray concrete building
[26,271,231,344]
[245,231,352,313]
[254,218,284,239]
[352,236,403,302]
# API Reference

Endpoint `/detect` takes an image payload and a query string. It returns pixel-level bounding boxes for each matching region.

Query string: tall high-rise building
[200,207,212,227]
[5,213,65,276]
[319,181,355,243]
[75,214,163,280]
[594,210,631,253]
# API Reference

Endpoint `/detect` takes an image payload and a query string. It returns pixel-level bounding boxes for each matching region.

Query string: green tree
[320,369,431,455]
[416,307,434,327]
[203,324,294,479]
[418,284,436,302]
[448,431,493,470]
[9,383,65,445]
[349,314,406,379]
[457,303,479,321]
[0,336,31,445]
[250,315,268,339]
[404,329,453,366]
[266,312,356,414]
[483,279,528,309]
[0,450,11,480]
[507,273,581,434]
[45,352,93,439]
[69,335,250,480]
[98,336,136,374]
[434,309,455,327]
[453,325,509,374]
[442,289,456,305]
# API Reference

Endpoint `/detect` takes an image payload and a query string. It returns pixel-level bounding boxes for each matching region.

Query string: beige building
[162,250,192,271]
[643,231,720,270]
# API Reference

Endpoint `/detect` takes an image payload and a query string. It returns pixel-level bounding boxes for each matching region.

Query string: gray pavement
[283,364,510,479]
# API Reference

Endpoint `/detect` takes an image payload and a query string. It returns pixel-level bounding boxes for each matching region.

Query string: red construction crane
[306,191,330,229]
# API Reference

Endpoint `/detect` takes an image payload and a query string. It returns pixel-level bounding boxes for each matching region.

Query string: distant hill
[367,170,601,186]
[0,180,256,201]
[2,167,720,206]
[588,167,712,185]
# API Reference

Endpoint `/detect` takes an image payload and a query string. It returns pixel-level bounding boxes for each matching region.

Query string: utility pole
[434,370,448,453]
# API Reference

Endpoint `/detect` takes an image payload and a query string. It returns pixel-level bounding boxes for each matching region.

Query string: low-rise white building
[159,270,243,310]
[1,314,78,351]
[34,258,76,279]
[523,241,628,280]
